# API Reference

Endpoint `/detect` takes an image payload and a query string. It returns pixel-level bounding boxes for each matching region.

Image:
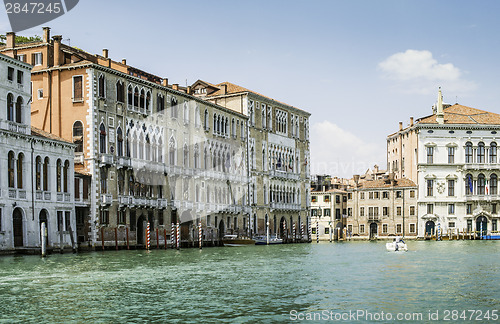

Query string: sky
[2,0,500,178]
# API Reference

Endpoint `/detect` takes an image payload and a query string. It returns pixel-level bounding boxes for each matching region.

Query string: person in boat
[394,236,400,251]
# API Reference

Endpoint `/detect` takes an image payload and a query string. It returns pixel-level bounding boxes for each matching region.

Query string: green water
[0,241,499,323]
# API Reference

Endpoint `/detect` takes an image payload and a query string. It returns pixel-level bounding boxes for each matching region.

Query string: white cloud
[310,121,385,178]
[378,49,476,94]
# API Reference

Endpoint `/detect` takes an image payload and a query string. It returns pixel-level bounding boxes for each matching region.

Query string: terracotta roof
[203,81,309,114]
[418,104,500,125]
[31,126,72,144]
[311,188,347,193]
[357,178,416,189]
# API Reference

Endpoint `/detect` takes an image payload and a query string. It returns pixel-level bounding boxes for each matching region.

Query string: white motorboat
[254,235,283,245]
[386,241,408,252]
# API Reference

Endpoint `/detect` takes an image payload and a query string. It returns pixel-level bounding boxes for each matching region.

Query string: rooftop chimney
[172,84,179,91]
[187,86,192,94]
[436,87,444,124]
[42,27,50,43]
[162,78,168,87]
[102,49,108,58]
[121,58,126,65]
[52,35,63,67]
[220,84,227,95]
[410,116,414,127]
[399,121,403,131]
[6,32,15,48]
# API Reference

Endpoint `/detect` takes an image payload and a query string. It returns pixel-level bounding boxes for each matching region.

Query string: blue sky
[2,0,500,177]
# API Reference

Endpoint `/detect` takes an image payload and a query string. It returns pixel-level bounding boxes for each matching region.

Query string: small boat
[386,240,408,252]
[222,235,255,246]
[254,235,283,245]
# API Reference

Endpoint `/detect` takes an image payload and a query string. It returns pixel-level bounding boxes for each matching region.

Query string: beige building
[191,80,311,241]
[347,177,418,239]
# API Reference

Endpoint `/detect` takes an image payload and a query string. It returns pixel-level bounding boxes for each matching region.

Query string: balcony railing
[119,195,133,206]
[101,194,113,205]
[117,156,132,169]
[8,188,16,199]
[269,169,300,181]
[100,154,114,165]
[270,202,301,211]
[44,192,51,201]
[158,198,168,209]
[368,215,380,221]
[57,192,63,202]
[74,153,84,164]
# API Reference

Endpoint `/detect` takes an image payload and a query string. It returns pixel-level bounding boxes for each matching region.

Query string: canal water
[0,241,499,323]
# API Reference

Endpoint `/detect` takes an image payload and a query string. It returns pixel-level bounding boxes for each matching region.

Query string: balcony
[100,154,114,166]
[75,153,84,164]
[4,121,29,134]
[368,215,380,221]
[117,156,131,169]
[44,192,51,201]
[101,194,113,205]
[119,195,133,206]
[57,192,63,202]
[8,189,16,199]
[269,169,300,181]
[270,202,301,211]
[158,198,168,209]
[36,191,43,201]
[64,193,71,202]
[463,163,500,171]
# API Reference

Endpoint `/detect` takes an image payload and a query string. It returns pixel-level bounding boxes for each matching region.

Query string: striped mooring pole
[146,222,151,250]
[199,222,202,249]
[300,222,304,241]
[316,220,319,243]
[308,219,312,242]
[171,223,175,249]
[176,222,180,250]
[292,223,296,243]
[437,223,441,241]
[480,221,483,240]
[283,221,286,242]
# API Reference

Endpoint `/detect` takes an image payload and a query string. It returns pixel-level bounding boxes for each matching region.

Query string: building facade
[192,80,311,241]
[0,52,75,251]
[387,89,500,238]
[347,177,418,239]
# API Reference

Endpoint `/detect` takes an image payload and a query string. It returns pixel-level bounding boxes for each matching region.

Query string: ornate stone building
[388,89,500,237]
[0,52,75,251]
[191,80,311,241]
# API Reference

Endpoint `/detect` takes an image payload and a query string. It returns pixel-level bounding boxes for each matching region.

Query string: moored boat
[386,240,408,252]
[222,235,255,246]
[254,235,283,245]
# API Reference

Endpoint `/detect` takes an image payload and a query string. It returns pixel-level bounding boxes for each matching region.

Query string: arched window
[129,174,135,196]
[133,87,139,108]
[195,105,200,128]
[138,133,144,160]
[465,142,473,163]
[35,156,42,190]
[43,157,49,191]
[232,118,235,137]
[56,159,62,192]
[72,121,83,153]
[127,85,133,106]
[213,113,217,132]
[99,123,106,154]
[139,89,145,109]
[17,153,23,189]
[183,144,189,167]
[204,148,208,170]
[183,102,189,124]
[8,151,15,188]
[63,160,69,193]
[15,96,23,123]
[98,74,105,98]
[490,142,497,164]
[116,81,124,103]
[170,97,177,118]
[478,142,485,163]
[157,94,164,113]
[7,93,14,122]
[117,127,123,157]
[262,110,266,129]
[100,168,107,194]
[145,91,151,112]
[491,174,498,195]
[145,135,151,161]
[204,109,209,130]
[478,173,486,195]
[158,137,163,163]
[169,137,176,165]
[194,144,200,169]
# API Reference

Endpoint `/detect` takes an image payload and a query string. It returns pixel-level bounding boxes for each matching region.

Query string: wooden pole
[156,228,159,249]
[115,227,118,251]
[164,229,167,249]
[126,227,130,250]
[101,227,105,251]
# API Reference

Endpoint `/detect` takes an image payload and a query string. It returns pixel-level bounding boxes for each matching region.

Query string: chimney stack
[121,58,126,65]
[187,86,192,94]
[399,121,403,131]
[172,84,179,91]
[410,116,414,127]
[162,78,168,87]
[102,49,108,58]
[220,84,227,95]
[42,27,50,43]
[52,35,63,67]
[6,32,15,48]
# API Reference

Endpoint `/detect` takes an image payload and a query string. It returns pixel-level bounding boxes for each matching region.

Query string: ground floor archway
[476,216,488,236]
[425,221,435,236]
[369,222,377,239]
[13,208,23,247]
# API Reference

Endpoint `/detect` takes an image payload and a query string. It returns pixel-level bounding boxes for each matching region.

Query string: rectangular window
[335,195,340,203]
[360,224,365,234]
[427,204,434,214]
[493,219,498,232]
[448,203,455,215]
[383,191,389,199]
[207,215,211,226]
[396,191,402,198]
[348,193,352,200]
[100,210,109,225]
[382,224,388,233]
[324,227,329,234]
[57,211,63,231]
[410,206,415,216]
[449,222,455,228]
[119,210,126,224]
[374,192,380,199]
[360,192,365,199]
[311,196,317,203]
[335,209,341,219]
[7,67,14,81]
[397,206,402,216]
[383,207,388,216]
[427,146,434,164]
[312,227,316,234]
[369,192,374,199]
[73,76,83,102]
[324,195,330,202]
[311,209,317,216]
[493,203,497,214]
[65,211,71,231]
[409,190,415,198]
[467,219,473,232]
[347,208,352,217]
[360,207,365,216]
[37,89,43,99]
[347,225,352,234]
[324,208,331,216]
[410,223,416,233]
[448,147,455,164]
[396,224,402,233]
[130,211,136,231]
[16,54,26,62]
[32,52,42,66]
[374,207,379,216]
[466,204,472,215]
[427,180,433,196]
[448,180,455,196]
[17,70,23,84]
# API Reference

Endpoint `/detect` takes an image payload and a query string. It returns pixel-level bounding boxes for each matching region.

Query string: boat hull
[386,242,408,252]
